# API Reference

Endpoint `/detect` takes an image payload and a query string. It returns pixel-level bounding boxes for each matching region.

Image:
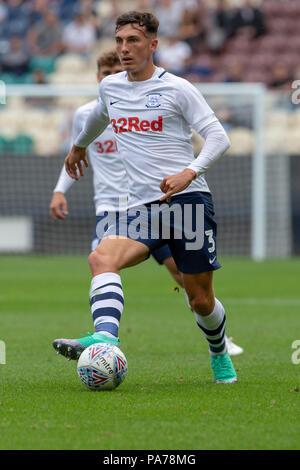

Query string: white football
[77,343,127,391]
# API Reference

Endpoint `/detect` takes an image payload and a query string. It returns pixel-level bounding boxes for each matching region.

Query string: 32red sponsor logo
[110,116,163,133]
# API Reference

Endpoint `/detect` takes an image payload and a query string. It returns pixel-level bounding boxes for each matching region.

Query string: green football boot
[53,332,120,361]
[210,351,238,384]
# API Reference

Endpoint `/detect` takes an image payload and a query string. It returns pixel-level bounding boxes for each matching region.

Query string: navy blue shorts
[150,244,172,265]
[92,214,173,265]
[91,212,117,252]
[104,192,221,274]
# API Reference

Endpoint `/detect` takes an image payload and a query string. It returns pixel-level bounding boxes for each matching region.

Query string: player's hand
[65,144,88,180]
[159,168,196,202]
[50,192,69,220]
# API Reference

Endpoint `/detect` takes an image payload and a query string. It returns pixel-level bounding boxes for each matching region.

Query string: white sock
[90,272,124,338]
[182,289,227,355]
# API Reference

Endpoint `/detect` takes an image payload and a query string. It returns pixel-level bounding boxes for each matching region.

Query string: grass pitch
[0,255,299,450]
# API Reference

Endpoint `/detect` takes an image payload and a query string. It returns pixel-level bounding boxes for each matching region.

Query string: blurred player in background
[50,50,243,358]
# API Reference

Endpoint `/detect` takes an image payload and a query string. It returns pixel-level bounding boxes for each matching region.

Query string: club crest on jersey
[145,93,161,108]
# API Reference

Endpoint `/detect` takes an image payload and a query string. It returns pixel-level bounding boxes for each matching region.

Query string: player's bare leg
[89,236,149,275]
[163,256,184,287]
[183,271,237,383]
[163,257,243,356]
[53,237,149,360]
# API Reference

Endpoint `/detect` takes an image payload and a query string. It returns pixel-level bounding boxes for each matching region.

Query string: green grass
[0,255,299,450]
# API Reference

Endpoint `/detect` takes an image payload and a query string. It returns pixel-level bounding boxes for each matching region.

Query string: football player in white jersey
[54,12,240,383]
[51,51,243,357]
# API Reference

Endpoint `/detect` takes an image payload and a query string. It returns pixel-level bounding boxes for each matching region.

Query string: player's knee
[189,292,214,316]
[88,250,100,271]
[88,249,115,274]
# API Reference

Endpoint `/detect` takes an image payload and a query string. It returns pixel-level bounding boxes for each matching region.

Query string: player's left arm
[160,168,197,202]
[160,81,230,202]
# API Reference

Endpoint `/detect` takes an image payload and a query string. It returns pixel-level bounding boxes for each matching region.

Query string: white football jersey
[54,99,128,213]
[94,67,217,207]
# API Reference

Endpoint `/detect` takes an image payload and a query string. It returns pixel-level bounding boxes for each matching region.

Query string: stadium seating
[227,128,254,156]
[11,133,34,155]
[0,134,11,153]
[49,71,96,85]
[29,56,56,75]
[289,110,300,129]
[0,0,299,157]
[54,54,88,74]
[0,132,34,155]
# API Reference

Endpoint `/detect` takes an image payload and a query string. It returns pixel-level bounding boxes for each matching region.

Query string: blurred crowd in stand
[0,0,100,79]
[0,0,297,91]
[0,0,299,156]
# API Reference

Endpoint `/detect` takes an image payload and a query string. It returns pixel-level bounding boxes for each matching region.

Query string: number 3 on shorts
[205,229,215,253]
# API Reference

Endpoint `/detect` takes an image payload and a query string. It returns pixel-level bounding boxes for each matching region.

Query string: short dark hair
[115,11,159,37]
[97,51,121,70]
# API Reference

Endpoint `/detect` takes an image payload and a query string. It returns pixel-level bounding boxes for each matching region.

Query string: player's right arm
[50,107,86,219]
[50,191,68,220]
[65,94,110,180]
